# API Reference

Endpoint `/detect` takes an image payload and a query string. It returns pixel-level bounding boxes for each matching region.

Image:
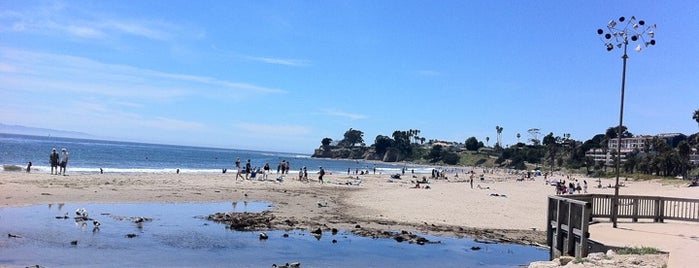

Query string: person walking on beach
[235,157,241,169]
[318,166,325,184]
[59,148,69,175]
[245,159,252,180]
[235,164,244,180]
[50,148,59,175]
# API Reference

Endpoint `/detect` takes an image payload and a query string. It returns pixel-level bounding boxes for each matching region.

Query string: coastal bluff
[311,146,405,162]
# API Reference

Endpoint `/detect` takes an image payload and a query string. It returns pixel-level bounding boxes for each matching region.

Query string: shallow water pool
[0,202,546,267]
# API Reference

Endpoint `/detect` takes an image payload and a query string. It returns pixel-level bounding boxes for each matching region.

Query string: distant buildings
[585,133,699,166]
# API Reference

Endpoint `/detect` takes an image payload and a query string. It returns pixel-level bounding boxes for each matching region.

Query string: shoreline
[1,169,695,251]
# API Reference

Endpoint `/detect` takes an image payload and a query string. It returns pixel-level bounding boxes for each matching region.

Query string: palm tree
[516,133,521,143]
[495,126,503,149]
[485,137,490,147]
[693,109,699,127]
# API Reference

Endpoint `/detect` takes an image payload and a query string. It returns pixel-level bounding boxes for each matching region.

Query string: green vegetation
[315,109,699,181]
[617,246,663,255]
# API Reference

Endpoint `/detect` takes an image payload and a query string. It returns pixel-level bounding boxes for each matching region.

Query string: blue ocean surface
[0,202,547,267]
[0,133,429,175]
[0,133,549,266]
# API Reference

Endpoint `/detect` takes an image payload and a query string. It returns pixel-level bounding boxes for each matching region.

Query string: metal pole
[612,41,628,228]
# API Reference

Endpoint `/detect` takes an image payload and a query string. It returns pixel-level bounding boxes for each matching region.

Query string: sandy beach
[1,169,697,266]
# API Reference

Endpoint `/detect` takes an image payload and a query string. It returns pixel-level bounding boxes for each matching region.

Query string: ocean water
[0,133,549,266]
[0,202,547,267]
[0,133,428,175]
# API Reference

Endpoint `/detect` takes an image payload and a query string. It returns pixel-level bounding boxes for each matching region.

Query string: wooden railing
[547,195,591,259]
[569,194,699,223]
[547,194,699,259]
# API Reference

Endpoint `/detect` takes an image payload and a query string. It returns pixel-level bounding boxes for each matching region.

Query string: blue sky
[1,1,698,153]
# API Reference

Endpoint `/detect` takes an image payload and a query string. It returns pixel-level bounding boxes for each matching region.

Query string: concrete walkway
[589,221,699,268]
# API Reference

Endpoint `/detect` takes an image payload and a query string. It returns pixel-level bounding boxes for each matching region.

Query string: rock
[586,252,605,260]
[558,256,575,266]
[527,261,559,268]
[606,249,616,257]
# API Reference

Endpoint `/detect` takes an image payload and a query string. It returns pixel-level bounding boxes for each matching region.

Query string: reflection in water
[0,202,546,267]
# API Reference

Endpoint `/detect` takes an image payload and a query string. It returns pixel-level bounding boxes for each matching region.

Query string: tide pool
[0,202,546,267]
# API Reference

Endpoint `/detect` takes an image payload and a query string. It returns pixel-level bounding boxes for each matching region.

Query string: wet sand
[1,169,696,259]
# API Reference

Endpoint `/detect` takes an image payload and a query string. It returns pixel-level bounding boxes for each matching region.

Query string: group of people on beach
[231,157,326,184]
[552,179,587,195]
[49,147,69,175]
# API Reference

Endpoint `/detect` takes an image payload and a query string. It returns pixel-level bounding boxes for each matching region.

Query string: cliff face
[312,146,404,162]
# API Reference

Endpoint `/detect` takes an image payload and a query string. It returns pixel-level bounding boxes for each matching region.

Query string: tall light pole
[597,16,656,228]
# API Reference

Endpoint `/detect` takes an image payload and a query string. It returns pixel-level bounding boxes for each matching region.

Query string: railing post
[632,197,639,222]
[653,198,661,222]
[659,199,665,223]
[555,199,564,258]
[547,197,553,259]
[580,202,591,257]
[566,202,575,256]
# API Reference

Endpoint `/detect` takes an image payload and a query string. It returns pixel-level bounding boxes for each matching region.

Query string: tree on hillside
[543,132,559,172]
[528,128,541,146]
[427,145,444,163]
[693,109,699,127]
[605,125,632,139]
[464,137,481,151]
[392,130,413,156]
[374,135,394,155]
[340,128,364,148]
[678,141,691,178]
[321,137,333,148]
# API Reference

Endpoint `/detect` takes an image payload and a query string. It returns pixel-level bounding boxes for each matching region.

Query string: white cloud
[0,47,286,99]
[244,56,310,67]
[2,3,178,42]
[321,109,368,120]
[64,25,105,38]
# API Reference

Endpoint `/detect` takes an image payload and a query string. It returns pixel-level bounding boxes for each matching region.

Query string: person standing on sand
[318,166,325,184]
[235,157,241,169]
[59,148,69,175]
[263,163,270,179]
[245,159,252,180]
[50,148,59,175]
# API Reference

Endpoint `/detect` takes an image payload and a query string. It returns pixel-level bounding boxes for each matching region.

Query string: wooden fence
[569,194,699,223]
[547,195,591,259]
[547,194,699,259]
